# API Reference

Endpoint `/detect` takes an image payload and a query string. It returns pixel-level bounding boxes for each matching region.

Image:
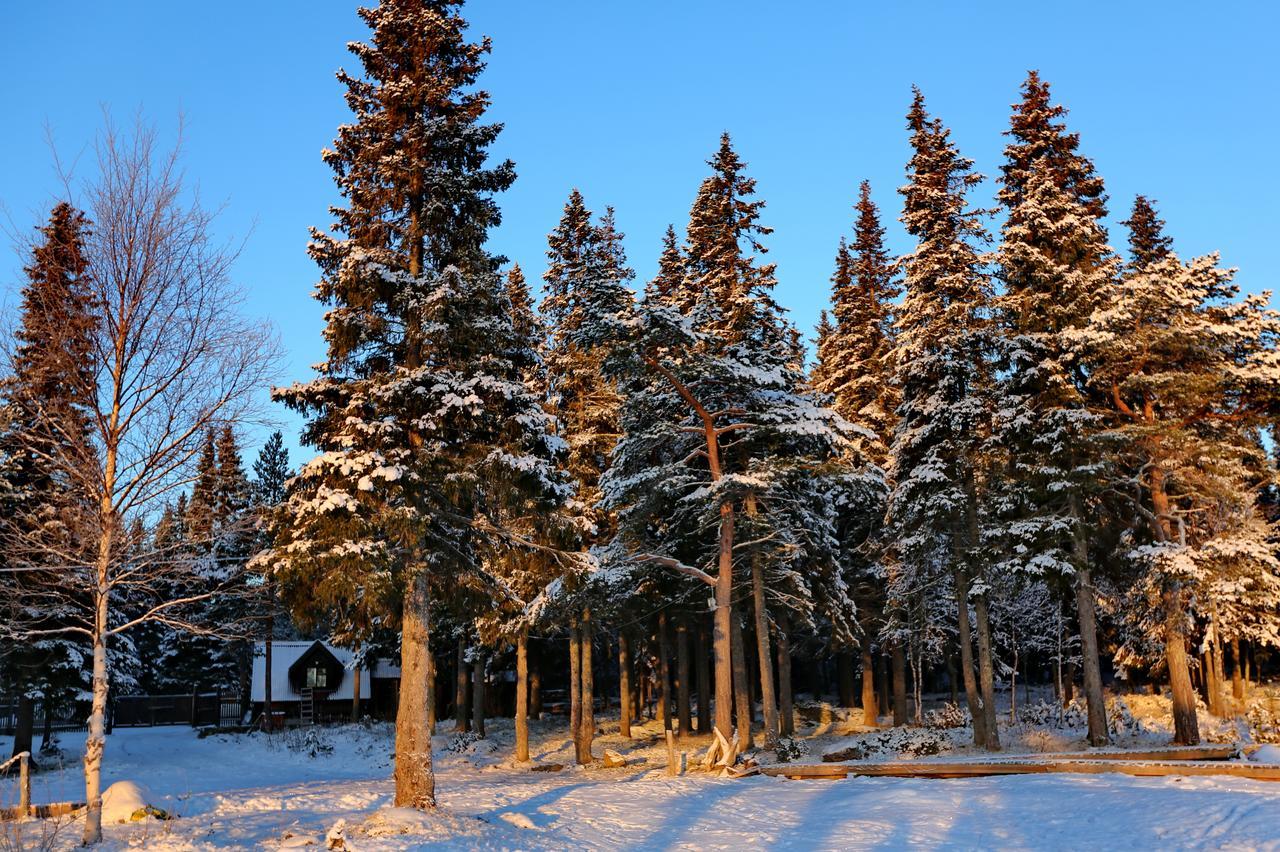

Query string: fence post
[19,752,30,818]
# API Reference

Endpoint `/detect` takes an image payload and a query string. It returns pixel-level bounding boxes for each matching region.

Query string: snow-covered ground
[5,702,1280,850]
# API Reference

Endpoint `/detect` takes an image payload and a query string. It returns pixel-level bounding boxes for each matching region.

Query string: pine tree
[0,202,97,763]
[1078,206,1280,743]
[887,88,1000,749]
[991,71,1121,746]
[1120,195,1173,272]
[645,224,686,306]
[262,0,574,808]
[250,431,293,726]
[814,181,900,466]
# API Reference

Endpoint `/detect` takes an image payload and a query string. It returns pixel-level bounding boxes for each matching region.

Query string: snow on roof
[250,641,399,702]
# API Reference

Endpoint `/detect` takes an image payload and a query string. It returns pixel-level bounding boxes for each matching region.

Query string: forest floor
[5,689,1280,850]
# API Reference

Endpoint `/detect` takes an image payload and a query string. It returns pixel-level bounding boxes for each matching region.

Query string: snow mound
[1250,744,1280,763]
[500,811,539,830]
[100,780,151,823]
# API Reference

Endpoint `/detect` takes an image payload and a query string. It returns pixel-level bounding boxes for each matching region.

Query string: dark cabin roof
[286,640,345,693]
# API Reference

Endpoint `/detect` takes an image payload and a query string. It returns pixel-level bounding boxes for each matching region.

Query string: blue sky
[2,1,1277,459]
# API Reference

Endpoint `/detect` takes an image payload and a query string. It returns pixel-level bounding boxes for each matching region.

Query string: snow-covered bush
[859,728,950,758]
[285,728,335,758]
[775,736,809,763]
[923,702,969,730]
[444,731,481,754]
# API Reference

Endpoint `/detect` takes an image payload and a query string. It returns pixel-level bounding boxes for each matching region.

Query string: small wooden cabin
[250,640,400,724]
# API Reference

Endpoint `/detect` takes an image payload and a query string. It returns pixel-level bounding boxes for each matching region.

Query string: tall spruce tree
[887,89,1000,749]
[262,0,573,808]
[1077,204,1280,743]
[992,71,1121,746]
[0,202,97,762]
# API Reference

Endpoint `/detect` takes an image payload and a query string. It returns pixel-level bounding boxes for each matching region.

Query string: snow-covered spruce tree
[887,89,1000,749]
[1076,202,1280,743]
[0,202,97,764]
[814,180,900,468]
[262,0,573,808]
[249,431,293,725]
[813,180,901,721]
[645,224,687,307]
[586,135,869,754]
[540,191,632,762]
[991,71,1121,746]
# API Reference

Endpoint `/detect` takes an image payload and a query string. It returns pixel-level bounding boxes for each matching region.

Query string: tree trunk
[676,616,692,738]
[836,652,856,708]
[891,643,908,726]
[578,608,595,764]
[657,612,672,731]
[877,654,890,716]
[945,650,959,706]
[749,560,779,748]
[972,589,1001,750]
[455,642,469,732]
[569,623,582,758]
[351,665,362,722]
[11,695,36,765]
[530,656,542,720]
[393,571,436,810]
[731,615,752,750]
[696,620,712,734]
[618,631,633,738]
[516,627,529,763]
[954,568,987,748]
[1073,562,1109,746]
[472,654,486,738]
[1231,637,1245,705]
[712,503,736,747]
[1164,584,1200,745]
[264,582,274,731]
[861,642,878,727]
[776,612,794,736]
[82,527,113,846]
[426,646,436,735]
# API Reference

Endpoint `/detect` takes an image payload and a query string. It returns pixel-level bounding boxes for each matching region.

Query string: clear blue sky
[2,1,1277,459]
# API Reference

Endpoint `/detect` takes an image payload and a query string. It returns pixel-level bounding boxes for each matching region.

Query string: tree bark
[676,616,692,738]
[393,571,436,809]
[516,627,529,763]
[569,623,582,759]
[455,642,469,732]
[712,504,736,747]
[973,589,1001,750]
[1073,562,1109,746]
[954,568,987,747]
[657,611,672,731]
[351,665,362,722]
[731,615,752,749]
[860,642,878,727]
[749,564,778,748]
[82,524,114,845]
[471,654,486,738]
[891,643,908,726]
[697,620,713,734]
[1231,637,1245,705]
[618,631,633,738]
[1164,584,1200,744]
[578,608,595,764]
[776,612,794,736]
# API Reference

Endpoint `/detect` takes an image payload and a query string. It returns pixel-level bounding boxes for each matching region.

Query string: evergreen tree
[887,88,1000,749]
[261,0,574,808]
[1120,195,1173,272]
[1078,207,1280,743]
[646,224,686,306]
[991,71,1121,745]
[0,202,97,762]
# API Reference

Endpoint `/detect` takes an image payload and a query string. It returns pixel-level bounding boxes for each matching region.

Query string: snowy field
[6,707,1280,851]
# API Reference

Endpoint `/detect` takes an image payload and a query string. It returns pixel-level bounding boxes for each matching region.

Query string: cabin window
[306,666,328,689]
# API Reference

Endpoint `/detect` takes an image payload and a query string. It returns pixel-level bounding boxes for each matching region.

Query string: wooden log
[18,753,29,816]
[757,755,1280,783]
[0,801,85,822]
